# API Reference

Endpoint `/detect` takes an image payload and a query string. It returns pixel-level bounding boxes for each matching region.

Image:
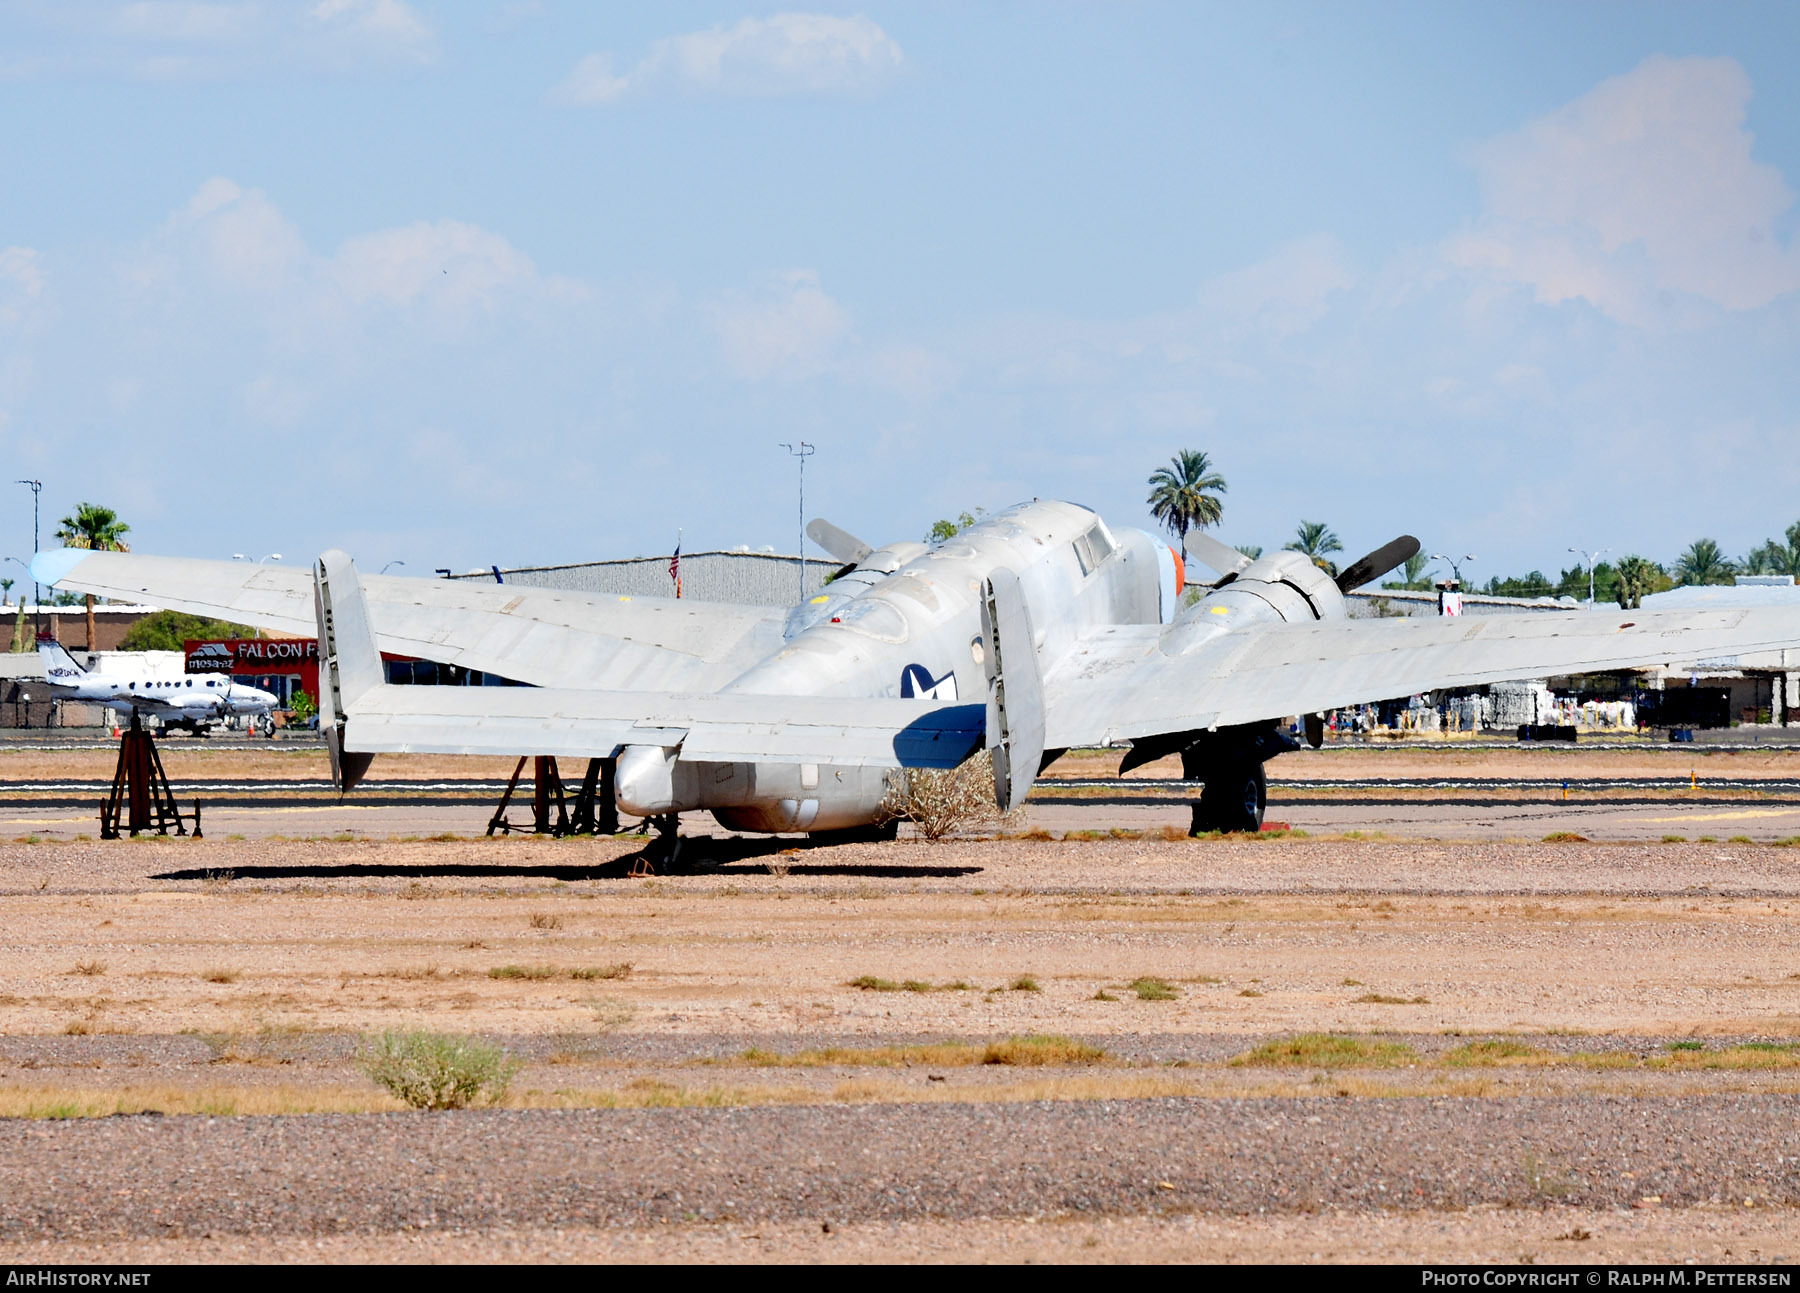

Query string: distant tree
[1613,555,1668,609]
[1383,551,1433,591]
[1146,450,1226,544]
[1284,520,1343,576]
[118,610,255,653]
[1234,544,1262,561]
[1742,541,1788,577]
[1673,538,1736,587]
[1483,571,1553,598]
[1556,560,1618,603]
[0,577,12,606]
[924,509,984,544]
[54,502,130,651]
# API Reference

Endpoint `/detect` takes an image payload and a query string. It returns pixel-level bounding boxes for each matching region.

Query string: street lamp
[778,441,816,604]
[379,561,405,575]
[15,480,40,635]
[232,553,282,565]
[1568,546,1610,604]
[1431,553,1477,588]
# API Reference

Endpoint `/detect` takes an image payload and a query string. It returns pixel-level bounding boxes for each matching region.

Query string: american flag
[669,534,682,599]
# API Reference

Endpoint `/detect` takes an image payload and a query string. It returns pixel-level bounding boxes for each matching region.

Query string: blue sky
[2,2,1798,585]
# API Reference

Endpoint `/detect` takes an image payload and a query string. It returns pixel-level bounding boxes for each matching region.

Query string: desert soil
[6,745,1800,1262]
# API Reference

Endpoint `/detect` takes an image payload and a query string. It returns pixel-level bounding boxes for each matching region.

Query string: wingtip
[29,548,89,589]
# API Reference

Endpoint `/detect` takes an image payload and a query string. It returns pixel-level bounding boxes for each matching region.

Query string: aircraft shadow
[151,836,983,882]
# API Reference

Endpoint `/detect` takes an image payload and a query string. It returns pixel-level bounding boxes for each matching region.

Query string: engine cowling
[1163,550,1346,655]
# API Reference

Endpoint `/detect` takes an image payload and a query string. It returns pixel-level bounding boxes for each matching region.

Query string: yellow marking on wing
[1208,606,1229,615]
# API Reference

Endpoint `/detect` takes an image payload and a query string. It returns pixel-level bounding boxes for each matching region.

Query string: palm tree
[0,577,11,607]
[54,503,130,651]
[1613,554,1665,609]
[1234,544,1263,561]
[1673,538,1735,587]
[1285,520,1343,576]
[1145,450,1226,545]
[1383,551,1432,591]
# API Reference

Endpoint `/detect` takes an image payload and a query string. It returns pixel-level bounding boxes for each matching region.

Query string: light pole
[379,561,404,575]
[15,480,40,635]
[232,553,282,565]
[779,441,815,604]
[1431,553,1477,588]
[1568,546,1610,604]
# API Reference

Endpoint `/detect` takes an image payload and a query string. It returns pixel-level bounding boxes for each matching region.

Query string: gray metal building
[452,550,833,607]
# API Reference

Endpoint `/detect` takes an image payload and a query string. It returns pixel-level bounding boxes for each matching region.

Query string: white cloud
[306,0,436,65]
[553,12,905,106]
[708,269,852,380]
[7,0,437,78]
[1196,233,1357,334]
[332,220,541,310]
[1453,55,1800,320]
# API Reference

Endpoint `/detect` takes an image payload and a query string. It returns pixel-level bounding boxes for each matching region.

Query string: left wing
[33,548,784,692]
[1042,606,1800,748]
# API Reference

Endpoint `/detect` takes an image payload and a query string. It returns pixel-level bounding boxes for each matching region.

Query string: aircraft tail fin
[36,636,86,679]
[313,549,380,792]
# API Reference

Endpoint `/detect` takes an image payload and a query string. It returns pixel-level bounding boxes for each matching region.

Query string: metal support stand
[487,756,622,837]
[567,757,620,836]
[101,713,197,839]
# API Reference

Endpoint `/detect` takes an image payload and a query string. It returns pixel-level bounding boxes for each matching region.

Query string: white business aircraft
[33,499,1800,841]
[37,638,279,736]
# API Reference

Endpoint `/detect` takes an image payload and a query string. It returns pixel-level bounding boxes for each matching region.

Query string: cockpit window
[833,596,909,643]
[1072,522,1117,577]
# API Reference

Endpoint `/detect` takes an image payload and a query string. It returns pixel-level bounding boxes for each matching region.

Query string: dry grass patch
[0,1084,403,1118]
[200,969,240,984]
[69,961,106,977]
[489,964,630,982]
[1130,977,1178,1001]
[1231,1034,1416,1068]
[1442,1039,1555,1067]
[528,912,563,930]
[738,1035,1105,1069]
[1354,992,1430,1005]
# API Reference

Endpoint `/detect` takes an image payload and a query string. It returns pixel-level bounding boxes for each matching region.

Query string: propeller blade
[806,518,874,565]
[1335,535,1421,593]
[1184,531,1254,579]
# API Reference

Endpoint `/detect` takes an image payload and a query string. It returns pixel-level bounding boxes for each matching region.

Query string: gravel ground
[3,1096,1798,1242]
[2,1206,1796,1265]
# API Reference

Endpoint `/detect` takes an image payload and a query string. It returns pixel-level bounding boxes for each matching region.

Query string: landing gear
[1168,722,1298,835]
[628,814,683,876]
[1192,761,1265,834]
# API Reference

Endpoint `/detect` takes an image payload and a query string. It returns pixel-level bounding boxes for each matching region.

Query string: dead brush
[201,968,241,984]
[879,753,1017,842]
[527,912,563,930]
[69,961,107,977]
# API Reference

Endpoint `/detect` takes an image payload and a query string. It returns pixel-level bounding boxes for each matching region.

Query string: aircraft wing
[1041,606,1800,748]
[342,685,985,768]
[31,549,785,692]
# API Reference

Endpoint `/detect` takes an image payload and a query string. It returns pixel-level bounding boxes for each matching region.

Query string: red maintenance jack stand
[100,713,200,839]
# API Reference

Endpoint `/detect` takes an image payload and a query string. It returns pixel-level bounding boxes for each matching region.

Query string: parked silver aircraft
[33,500,1800,840]
[36,638,279,736]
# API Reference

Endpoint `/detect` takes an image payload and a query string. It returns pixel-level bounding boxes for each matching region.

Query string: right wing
[1042,604,1800,749]
[32,549,784,692]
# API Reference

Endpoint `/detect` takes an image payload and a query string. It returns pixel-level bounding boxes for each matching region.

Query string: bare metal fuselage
[610,499,1341,833]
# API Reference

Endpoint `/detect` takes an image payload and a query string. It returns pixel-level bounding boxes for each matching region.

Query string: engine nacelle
[1163,549,1346,655]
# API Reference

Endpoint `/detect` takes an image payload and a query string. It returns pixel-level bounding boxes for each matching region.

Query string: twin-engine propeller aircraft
[33,500,1800,842]
[36,638,279,736]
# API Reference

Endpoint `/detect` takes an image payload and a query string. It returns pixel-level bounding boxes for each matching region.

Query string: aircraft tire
[1192,762,1266,835]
